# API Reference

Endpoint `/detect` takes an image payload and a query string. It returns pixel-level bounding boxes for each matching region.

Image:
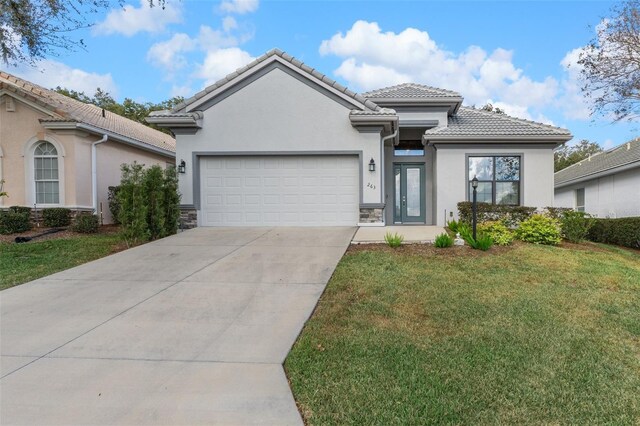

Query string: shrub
[470,234,493,251]
[458,202,536,228]
[478,221,514,246]
[108,186,121,224]
[42,208,71,227]
[116,162,181,246]
[446,219,460,233]
[9,206,31,215]
[434,232,454,248]
[516,214,561,245]
[72,214,99,233]
[588,217,640,249]
[117,162,150,246]
[384,232,404,248]
[545,206,574,221]
[561,210,595,243]
[0,211,31,234]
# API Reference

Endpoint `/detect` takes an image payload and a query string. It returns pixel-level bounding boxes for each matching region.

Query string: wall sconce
[178,160,186,174]
[368,158,375,172]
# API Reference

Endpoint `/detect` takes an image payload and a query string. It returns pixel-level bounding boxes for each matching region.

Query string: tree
[480,103,506,114]
[554,139,603,172]
[578,0,640,121]
[55,87,183,134]
[0,0,164,66]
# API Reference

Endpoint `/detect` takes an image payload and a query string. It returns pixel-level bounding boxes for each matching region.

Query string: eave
[39,121,175,158]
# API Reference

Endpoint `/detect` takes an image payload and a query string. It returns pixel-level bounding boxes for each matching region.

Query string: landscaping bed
[286,242,640,424]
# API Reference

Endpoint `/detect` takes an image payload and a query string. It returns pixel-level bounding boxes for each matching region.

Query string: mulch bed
[347,241,516,257]
[0,224,120,244]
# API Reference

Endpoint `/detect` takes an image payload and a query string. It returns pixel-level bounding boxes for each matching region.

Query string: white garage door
[200,155,359,226]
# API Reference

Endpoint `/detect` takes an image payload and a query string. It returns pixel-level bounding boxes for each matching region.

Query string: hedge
[588,217,640,249]
[457,202,536,227]
[0,211,31,234]
[42,208,71,227]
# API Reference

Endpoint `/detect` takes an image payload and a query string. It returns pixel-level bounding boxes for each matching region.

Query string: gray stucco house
[554,138,640,218]
[149,49,572,227]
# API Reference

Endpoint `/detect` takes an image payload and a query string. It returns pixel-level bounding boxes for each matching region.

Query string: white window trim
[23,136,65,207]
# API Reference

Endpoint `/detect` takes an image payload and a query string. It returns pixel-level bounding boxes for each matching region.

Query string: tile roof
[362,83,462,99]
[173,48,382,113]
[0,71,175,154]
[423,106,572,138]
[555,138,640,186]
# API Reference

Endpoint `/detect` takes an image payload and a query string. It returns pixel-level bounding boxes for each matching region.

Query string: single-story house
[554,138,640,218]
[148,49,572,228]
[0,71,176,224]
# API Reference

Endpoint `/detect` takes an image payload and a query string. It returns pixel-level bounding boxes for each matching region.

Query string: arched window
[34,141,59,204]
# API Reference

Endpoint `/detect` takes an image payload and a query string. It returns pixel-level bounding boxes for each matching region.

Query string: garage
[200,155,360,226]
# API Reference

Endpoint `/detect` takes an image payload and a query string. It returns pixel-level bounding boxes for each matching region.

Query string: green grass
[0,233,124,290]
[285,243,640,425]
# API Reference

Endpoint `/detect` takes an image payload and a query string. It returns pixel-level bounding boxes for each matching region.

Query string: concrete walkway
[352,225,446,243]
[1,227,355,425]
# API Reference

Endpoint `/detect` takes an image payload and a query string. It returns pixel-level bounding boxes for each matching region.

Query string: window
[394,140,424,156]
[34,141,59,204]
[468,156,520,205]
[575,188,585,212]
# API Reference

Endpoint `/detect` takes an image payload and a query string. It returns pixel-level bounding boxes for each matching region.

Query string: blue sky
[8,0,638,148]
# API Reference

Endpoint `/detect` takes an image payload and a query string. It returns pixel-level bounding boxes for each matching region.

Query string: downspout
[379,125,399,226]
[91,135,108,215]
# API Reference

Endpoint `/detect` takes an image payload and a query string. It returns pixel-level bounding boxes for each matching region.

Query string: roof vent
[627,142,631,150]
[102,108,106,118]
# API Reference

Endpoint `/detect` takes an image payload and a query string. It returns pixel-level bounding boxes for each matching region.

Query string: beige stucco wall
[95,141,173,223]
[434,144,555,226]
[175,66,383,212]
[0,93,174,223]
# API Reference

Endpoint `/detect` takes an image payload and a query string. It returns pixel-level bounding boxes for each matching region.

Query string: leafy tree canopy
[578,0,640,121]
[55,87,183,135]
[480,103,506,114]
[0,0,164,65]
[554,139,603,172]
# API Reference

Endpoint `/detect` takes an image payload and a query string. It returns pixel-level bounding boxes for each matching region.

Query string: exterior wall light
[369,158,375,172]
[178,160,186,174]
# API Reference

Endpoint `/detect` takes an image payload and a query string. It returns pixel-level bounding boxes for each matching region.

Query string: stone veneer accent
[179,207,198,229]
[359,207,384,224]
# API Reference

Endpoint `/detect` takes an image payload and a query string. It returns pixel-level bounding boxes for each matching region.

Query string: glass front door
[393,164,425,223]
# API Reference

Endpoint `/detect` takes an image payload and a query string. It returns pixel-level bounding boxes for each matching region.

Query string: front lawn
[0,230,125,290]
[286,243,640,424]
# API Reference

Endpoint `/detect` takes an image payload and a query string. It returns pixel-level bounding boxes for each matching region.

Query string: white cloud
[319,21,561,121]
[171,84,195,98]
[146,33,196,77]
[222,16,238,32]
[195,47,255,86]
[558,47,593,120]
[9,60,118,96]
[93,0,182,37]
[219,0,259,14]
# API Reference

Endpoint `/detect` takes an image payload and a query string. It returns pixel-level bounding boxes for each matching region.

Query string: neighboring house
[148,49,572,228]
[0,72,176,224]
[554,138,640,218]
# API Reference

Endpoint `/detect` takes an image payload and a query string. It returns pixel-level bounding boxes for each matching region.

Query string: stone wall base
[359,207,384,224]
[179,207,198,230]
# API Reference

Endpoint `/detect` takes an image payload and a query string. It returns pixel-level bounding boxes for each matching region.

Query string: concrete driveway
[1,227,355,425]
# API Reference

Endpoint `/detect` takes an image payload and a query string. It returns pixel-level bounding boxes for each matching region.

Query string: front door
[393,164,425,223]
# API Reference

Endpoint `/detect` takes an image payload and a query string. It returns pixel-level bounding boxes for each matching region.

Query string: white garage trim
[192,151,366,210]
[199,154,360,226]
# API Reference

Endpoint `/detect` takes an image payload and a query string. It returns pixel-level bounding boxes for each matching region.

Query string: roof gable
[362,83,461,99]
[0,71,175,154]
[555,138,640,187]
[173,49,382,114]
